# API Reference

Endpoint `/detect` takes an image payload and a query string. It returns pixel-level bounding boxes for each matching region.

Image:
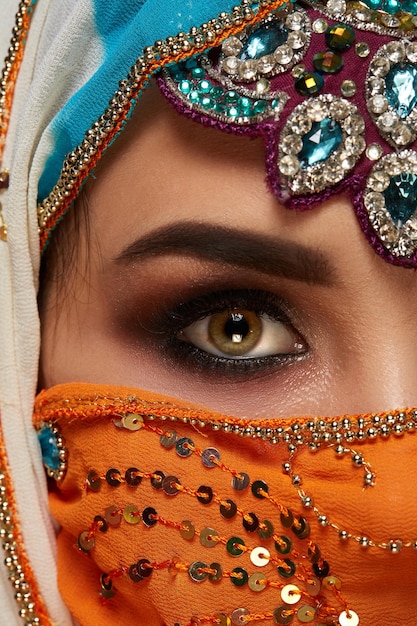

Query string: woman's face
[39,83,417,418]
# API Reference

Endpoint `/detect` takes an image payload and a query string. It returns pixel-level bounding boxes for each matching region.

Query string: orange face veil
[33,383,417,625]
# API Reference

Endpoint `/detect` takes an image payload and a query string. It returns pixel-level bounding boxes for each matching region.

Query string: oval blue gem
[38,427,60,470]
[386,63,417,119]
[239,22,288,61]
[299,118,343,168]
[383,172,417,225]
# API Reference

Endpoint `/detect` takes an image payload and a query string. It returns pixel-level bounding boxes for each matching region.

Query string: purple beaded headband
[158,0,417,267]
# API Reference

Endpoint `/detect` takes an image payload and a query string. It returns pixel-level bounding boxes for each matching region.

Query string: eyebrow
[115,222,335,285]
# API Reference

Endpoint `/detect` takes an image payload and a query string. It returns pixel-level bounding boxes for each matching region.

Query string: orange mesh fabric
[33,383,417,625]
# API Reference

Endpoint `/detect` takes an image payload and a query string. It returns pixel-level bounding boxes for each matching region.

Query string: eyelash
[155,289,308,376]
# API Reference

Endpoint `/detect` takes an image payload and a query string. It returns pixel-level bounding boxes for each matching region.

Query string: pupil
[225,313,250,341]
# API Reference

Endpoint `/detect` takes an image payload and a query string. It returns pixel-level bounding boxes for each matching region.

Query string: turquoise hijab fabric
[38,0,237,202]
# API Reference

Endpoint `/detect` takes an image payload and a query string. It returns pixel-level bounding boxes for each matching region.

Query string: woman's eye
[177,308,305,359]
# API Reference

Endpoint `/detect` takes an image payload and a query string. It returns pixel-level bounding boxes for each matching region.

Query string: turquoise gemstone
[402,0,417,14]
[191,67,206,79]
[185,58,198,69]
[200,96,215,109]
[239,22,288,61]
[383,172,417,225]
[225,90,239,103]
[188,90,200,103]
[197,79,212,94]
[299,118,343,168]
[386,63,417,119]
[382,0,401,13]
[38,427,59,471]
[363,0,383,8]
[253,100,268,114]
[227,105,240,117]
[179,79,192,94]
[210,86,224,99]
[239,97,253,115]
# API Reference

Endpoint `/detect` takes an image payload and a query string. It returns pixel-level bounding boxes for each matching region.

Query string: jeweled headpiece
[159,0,417,267]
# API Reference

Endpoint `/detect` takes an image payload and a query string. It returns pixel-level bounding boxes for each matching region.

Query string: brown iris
[208,309,262,357]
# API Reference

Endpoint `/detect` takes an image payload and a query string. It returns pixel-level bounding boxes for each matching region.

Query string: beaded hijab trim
[159,0,417,268]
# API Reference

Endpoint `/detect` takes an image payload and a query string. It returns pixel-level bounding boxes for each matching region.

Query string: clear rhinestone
[391,123,413,145]
[331,100,350,120]
[257,54,276,74]
[222,56,239,75]
[344,113,365,134]
[222,36,243,56]
[386,42,405,64]
[380,14,400,28]
[370,56,390,77]
[291,64,305,78]
[369,170,390,191]
[326,0,347,15]
[287,31,307,50]
[239,59,258,81]
[353,6,371,21]
[366,143,383,161]
[406,42,417,63]
[281,134,303,154]
[368,76,385,94]
[290,114,312,134]
[340,152,356,170]
[345,135,366,155]
[369,94,388,114]
[313,18,328,33]
[274,44,293,65]
[308,99,327,121]
[377,111,396,131]
[364,191,385,211]
[255,78,270,94]
[286,11,305,31]
[379,222,398,243]
[355,42,370,58]
[279,154,300,176]
[341,79,356,97]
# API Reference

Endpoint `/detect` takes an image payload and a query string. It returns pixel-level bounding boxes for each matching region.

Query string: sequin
[125,467,142,486]
[232,472,250,491]
[312,560,330,578]
[275,535,292,555]
[142,506,158,527]
[77,531,95,553]
[277,558,296,579]
[128,563,143,583]
[189,561,209,582]
[151,470,165,490]
[292,516,310,539]
[325,23,355,50]
[226,536,245,557]
[258,519,274,539]
[105,468,122,487]
[339,610,359,626]
[308,543,321,564]
[220,499,238,519]
[86,469,102,492]
[231,567,248,587]
[123,505,141,524]
[281,583,301,604]
[137,558,153,578]
[280,509,294,528]
[231,608,250,625]
[197,485,214,504]
[162,475,181,496]
[323,575,342,590]
[122,413,143,431]
[176,437,194,457]
[251,479,268,498]
[242,512,259,532]
[104,505,122,527]
[93,515,108,533]
[383,172,417,224]
[248,572,267,591]
[273,606,294,625]
[208,562,223,582]
[297,605,316,622]
[201,447,221,468]
[200,527,219,548]
[250,546,270,567]
[160,429,178,448]
[180,520,196,540]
